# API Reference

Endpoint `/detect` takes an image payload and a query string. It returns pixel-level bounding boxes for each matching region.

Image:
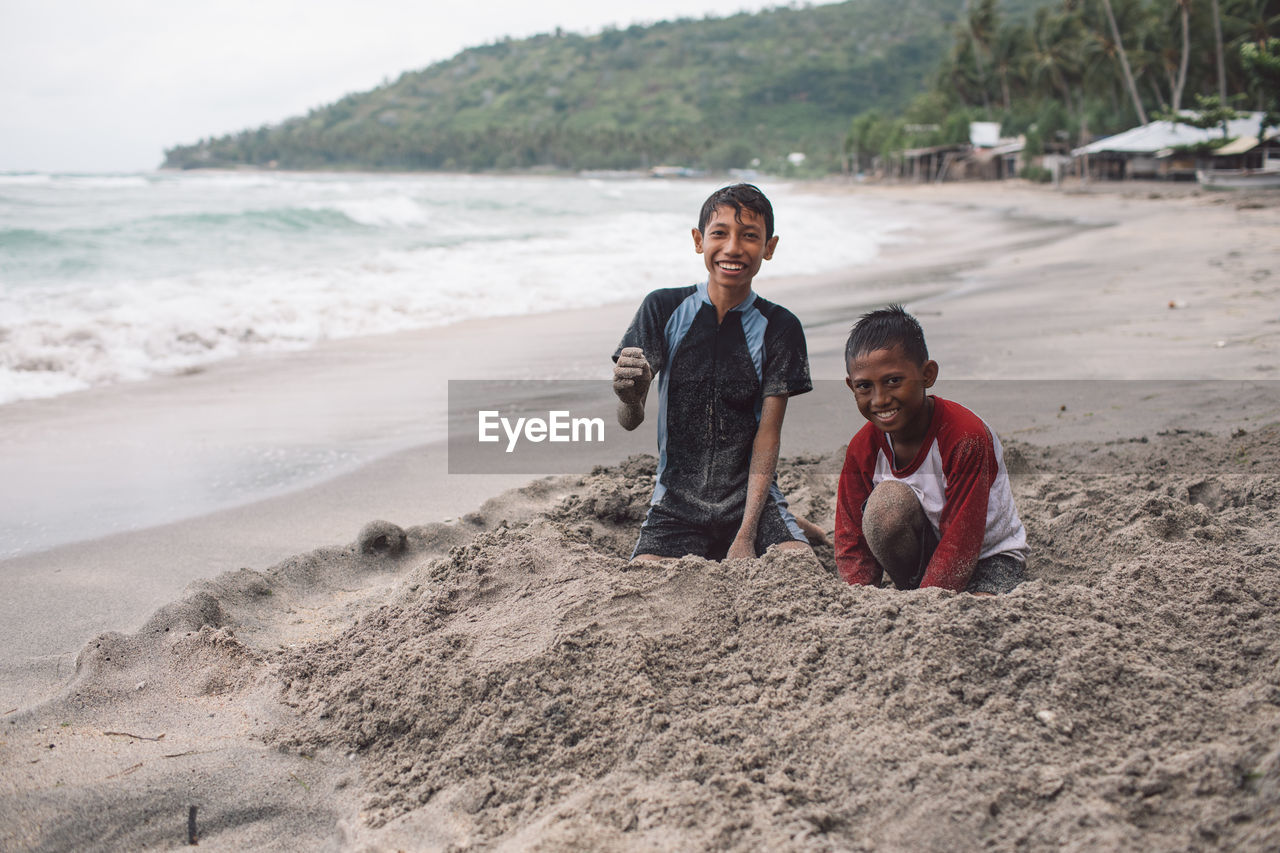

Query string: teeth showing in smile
[717,262,744,270]
[874,409,899,421]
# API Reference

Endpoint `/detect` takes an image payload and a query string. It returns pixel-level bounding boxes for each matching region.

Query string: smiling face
[692,205,778,293]
[846,344,939,444]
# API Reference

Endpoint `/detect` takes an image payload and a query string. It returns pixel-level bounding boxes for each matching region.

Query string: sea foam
[0,173,904,405]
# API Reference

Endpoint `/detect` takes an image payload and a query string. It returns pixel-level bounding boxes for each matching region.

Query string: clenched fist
[612,346,653,405]
[613,346,653,430]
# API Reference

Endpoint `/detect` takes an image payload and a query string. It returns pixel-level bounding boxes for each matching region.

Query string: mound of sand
[5,429,1280,851]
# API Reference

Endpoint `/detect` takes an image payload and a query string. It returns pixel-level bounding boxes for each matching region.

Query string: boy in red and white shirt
[835,306,1027,593]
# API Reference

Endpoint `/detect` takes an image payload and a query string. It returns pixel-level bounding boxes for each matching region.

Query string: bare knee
[862,480,928,584]
[863,480,924,542]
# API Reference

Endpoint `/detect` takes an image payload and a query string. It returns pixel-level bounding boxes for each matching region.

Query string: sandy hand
[612,347,653,404]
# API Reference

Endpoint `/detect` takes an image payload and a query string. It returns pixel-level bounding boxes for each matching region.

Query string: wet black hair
[697,183,775,241]
[844,304,930,367]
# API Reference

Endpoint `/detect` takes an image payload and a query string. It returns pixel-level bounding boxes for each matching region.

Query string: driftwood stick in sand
[103,730,165,741]
[104,762,143,779]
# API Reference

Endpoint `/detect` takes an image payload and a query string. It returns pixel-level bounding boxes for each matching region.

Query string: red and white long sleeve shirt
[835,396,1027,590]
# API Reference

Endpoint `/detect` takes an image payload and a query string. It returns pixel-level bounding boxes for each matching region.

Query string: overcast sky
[0,1,808,173]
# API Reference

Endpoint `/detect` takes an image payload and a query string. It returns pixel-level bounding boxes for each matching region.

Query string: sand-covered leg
[793,514,830,546]
[862,480,928,589]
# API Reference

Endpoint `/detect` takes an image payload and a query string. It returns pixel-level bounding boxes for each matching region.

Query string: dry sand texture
[4,429,1280,851]
[2,181,1279,851]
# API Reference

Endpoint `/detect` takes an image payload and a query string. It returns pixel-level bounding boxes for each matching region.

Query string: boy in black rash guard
[611,184,813,561]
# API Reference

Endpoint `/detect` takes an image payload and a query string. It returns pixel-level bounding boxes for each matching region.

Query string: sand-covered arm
[727,394,788,559]
[728,301,812,559]
[613,289,677,431]
[918,432,996,590]
[834,431,882,585]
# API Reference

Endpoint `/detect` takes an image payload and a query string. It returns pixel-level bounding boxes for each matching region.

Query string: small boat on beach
[1196,167,1280,189]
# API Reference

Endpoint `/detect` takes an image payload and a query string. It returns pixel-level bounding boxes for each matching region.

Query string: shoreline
[0,178,1065,559]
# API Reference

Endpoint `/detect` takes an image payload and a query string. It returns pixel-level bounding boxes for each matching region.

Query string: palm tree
[941,36,988,108]
[1211,0,1228,100]
[990,22,1030,111]
[1098,0,1149,122]
[1130,1,1173,109]
[1226,0,1280,49]
[963,0,1000,115]
[1171,0,1193,111]
[1029,6,1084,120]
[1240,38,1280,132]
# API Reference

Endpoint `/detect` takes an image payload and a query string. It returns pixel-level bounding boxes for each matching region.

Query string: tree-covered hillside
[164,0,1045,173]
[848,0,1280,174]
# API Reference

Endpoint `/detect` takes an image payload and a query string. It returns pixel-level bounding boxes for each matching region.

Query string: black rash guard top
[613,282,812,526]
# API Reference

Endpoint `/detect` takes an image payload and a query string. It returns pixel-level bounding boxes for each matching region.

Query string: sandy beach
[2,178,1279,850]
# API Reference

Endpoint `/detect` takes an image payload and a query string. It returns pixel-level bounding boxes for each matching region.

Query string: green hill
[165,0,1006,174]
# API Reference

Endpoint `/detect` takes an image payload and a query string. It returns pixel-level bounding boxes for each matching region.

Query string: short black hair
[697,183,775,241]
[844,304,929,367]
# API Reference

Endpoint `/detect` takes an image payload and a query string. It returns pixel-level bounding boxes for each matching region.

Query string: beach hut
[1072,112,1269,180]
[891,143,969,182]
[1209,128,1280,171]
[889,122,1025,182]
[964,136,1025,180]
[1196,127,1280,188]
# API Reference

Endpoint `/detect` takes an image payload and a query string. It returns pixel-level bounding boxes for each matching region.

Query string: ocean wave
[0,173,54,186]
[166,173,287,190]
[1,206,389,270]
[0,233,686,405]
[311,196,434,228]
[179,206,361,233]
[0,227,69,251]
[0,173,905,406]
[50,175,153,190]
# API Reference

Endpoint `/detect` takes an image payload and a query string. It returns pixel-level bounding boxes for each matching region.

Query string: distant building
[969,122,1001,148]
[890,143,968,182]
[885,122,1024,182]
[1208,127,1280,172]
[1071,112,1272,180]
